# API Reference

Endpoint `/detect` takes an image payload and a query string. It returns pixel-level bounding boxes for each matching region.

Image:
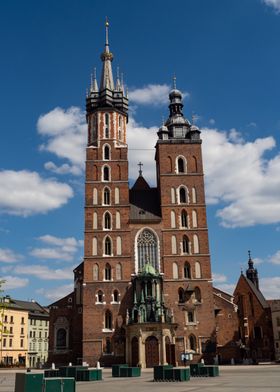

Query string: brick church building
[48,22,217,368]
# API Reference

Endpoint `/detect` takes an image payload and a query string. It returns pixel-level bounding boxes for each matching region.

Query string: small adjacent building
[267,299,280,361]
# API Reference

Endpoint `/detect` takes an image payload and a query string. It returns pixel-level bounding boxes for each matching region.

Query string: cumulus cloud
[212,273,228,283]
[0,170,73,216]
[13,264,73,280]
[260,277,280,299]
[38,107,87,175]
[2,276,29,290]
[262,0,280,13]
[268,250,280,265]
[36,283,73,302]
[129,84,189,106]
[0,248,24,263]
[30,234,83,261]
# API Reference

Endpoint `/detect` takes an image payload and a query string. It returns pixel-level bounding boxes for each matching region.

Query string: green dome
[141,262,156,276]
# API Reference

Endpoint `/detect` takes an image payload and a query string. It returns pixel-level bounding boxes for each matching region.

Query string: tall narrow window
[195,261,202,278]
[194,287,201,302]
[192,210,198,228]
[181,210,188,228]
[93,212,98,229]
[93,188,98,205]
[97,290,103,303]
[103,166,110,181]
[184,262,191,279]
[118,116,122,140]
[116,211,121,229]
[113,290,119,303]
[104,263,112,280]
[104,237,112,256]
[104,212,111,230]
[179,187,187,203]
[167,156,172,173]
[104,145,110,160]
[103,187,110,205]
[92,237,97,256]
[172,262,179,279]
[192,187,197,203]
[93,264,99,280]
[189,335,196,351]
[193,234,199,254]
[105,113,110,138]
[178,158,185,173]
[115,187,120,204]
[105,310,112,329]
[192,156,197,172]
[137,229,159,271]
[171,188,175,204]
[182,235,189,254]
[171,211,176,228]
[116,263,122,280]
[178,288,185,303]
[116,236,122,255]
[171,235,177,254]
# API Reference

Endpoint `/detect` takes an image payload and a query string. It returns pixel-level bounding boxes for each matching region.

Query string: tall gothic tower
[81,22,216,367]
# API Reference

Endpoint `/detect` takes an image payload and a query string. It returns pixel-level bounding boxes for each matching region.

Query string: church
[48,22,218,368]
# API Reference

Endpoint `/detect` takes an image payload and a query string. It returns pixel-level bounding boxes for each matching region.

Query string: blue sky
[1,0,280,304]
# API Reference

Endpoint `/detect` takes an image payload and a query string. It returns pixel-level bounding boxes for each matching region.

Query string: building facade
[267,299,280,361]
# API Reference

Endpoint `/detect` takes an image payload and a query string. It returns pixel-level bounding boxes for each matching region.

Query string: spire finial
[138,162,143,176]
[105,17,109,49]
[248,250,251,260]
[162,116,165,126]
[173,74,177,89]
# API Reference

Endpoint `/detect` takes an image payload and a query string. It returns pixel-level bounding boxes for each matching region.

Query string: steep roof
[234,274,269,309]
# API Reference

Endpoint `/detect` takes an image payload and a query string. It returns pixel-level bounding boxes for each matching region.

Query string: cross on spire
[138,162,143,176]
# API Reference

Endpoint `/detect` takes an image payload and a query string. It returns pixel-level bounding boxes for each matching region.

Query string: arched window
[118,116,122,140]
[103,166,110,181]
[137,229,159,272]
[116,263,122,280]
[103,187,110,205]
[104,263,111,280]
[184,262,191,279]
[97,290,103,303]
[171,188,175,204]
[116,236,122,255]
[93,212,98,229]
[167,156,172,173]
[195,261,202,278]
[105,310,112,329]
[56,328,66,349]
[171,235,177,254]
[192,210,197,228]
[193,234,199,254]
[93,165,98,180]
[92,237,97,256]
[93,264,99,281]
[182,235,189,254]
[172,262,179,279]
[113,290,119,303]
[187,311,194,323]
[104,212,111,230]
[115,187,120,204]
[192,156,197,172]
[178,157,185,173]
[181,210,188,228]
[104,237,112,256]
[93,188,98,205]
[116,211,121,229]
[178,288,185,303]
[171,211,176,228]
[179,187,188,203]
[192,187,197,203]
[194,287,201,302]
[117,164,121,180]
[105,337,112,353]
[104,113,110,138]
[103,145,110,160]
[189,335,196,351]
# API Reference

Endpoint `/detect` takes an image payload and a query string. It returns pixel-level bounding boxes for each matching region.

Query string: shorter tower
[246,251,259,290]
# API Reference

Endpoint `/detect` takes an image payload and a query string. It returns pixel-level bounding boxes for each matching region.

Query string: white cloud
[262,0,280,13]
[202,128,280,227]
[209,118,216,125]
[13,264,73,280]
[269,250,280,265]
[214,283,235,294]
[2,276,29,290]
[129,84,189,106]
[38,107,87,175]
[29,248,74,261]
[30,235,83,261]
[36,283,73,302]
[0,248,24,263]
[212,273,228,283]
[260,277,280,299]
[0,170,73,216]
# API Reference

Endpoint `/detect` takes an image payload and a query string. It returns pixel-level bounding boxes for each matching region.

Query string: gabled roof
[234,274,269,309]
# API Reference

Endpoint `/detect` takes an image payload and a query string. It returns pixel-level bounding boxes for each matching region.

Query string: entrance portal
[145,336,159,368]
[131,336,139,366]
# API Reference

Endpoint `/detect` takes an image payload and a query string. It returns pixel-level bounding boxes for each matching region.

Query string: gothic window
[104,237,112,256]
[118,116,122,140]
[97,290,103,303]
[137,229,159,272]
[115,187,120,204]
[189,335,196,351]
[177,157,186,173]
[192,156,197,172]
[105,337,112,353]
[90,114,97,144]
[105,310,112,329]
[117,164,121,180]
[116,211,121,229]
[104,212,111,230]
[56,328,66,349]
[192,187,197,203]
[104,113,110,138]
[172,262,179,279]
[103,187,110,205]
[195,261,202,278]
[93,212,98,229]
[178,288,185,303]
[103,166,110,181]
[184,262,191,279]
[192,210,198,228]
[104,263,112,280]
[103,145,110,160]
[116,236,122,255]
[113,290,119,302]
[167,156,172,173]
[194,287,201,302]
[179,187,188,203]
[181,210,188,228]
[171,235,177,254]
[171,210,176,228]
[93,188,98,205]
[187,311,194,323]
[171,187,175,203]
[193,234,199,254]
[116,263,122,280]
[93,264,99,280]
[182,235,189,254]
[92,237,97,256]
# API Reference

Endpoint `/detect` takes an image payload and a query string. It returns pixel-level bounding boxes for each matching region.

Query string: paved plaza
[0,365,279,392]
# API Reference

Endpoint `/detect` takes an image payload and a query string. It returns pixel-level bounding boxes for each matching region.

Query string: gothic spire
[100,18,114,91]
[246,250,259,290]
[90,68,98,93]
